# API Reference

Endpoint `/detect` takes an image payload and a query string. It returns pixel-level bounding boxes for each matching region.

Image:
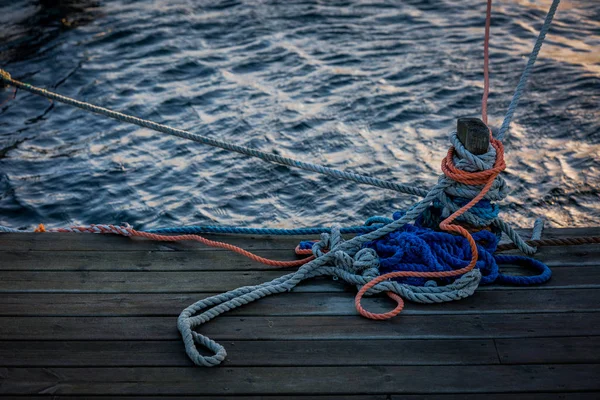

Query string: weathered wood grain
[1,365,599,395]
[0,229,598,397]
[0,339,498,367]
[9,395,600,400]
[0,396,390,400]
[1,241,597,271]
[496,336,600,364]
[0,249,300,271]
[3,336,597,368]
[0,227,597,252]
[1,313,598,341]
[0,266,597,293]
[1,289,598,316]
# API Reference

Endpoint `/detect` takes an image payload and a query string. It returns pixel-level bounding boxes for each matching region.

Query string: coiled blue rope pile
[299,213,551,287]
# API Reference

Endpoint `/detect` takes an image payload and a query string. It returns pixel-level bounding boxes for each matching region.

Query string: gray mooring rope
[0,70,427,198]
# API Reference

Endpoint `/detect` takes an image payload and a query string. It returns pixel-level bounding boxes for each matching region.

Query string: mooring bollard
[457,117,490,155]
[454,117,492,231]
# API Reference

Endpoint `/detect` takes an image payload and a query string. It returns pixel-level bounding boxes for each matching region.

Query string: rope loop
[178,310,227,367]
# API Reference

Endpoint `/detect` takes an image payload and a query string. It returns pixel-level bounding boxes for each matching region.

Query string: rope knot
[429,131,507,228]
[311,224,346,257]
[333,248,379,278]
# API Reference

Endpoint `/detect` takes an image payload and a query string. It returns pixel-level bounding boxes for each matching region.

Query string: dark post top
[457,117,490,155]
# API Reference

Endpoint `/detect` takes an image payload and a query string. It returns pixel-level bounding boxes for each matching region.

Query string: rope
[531,218,545,240]
[0,68,535,253]
[354,134,505,319]
[300,222,552,287]
[0,72,427,199]
[497,0,560,141]
[0,225,21,233]
[49,224,314,268]
[482,0,492,125]
[147,224,382,236]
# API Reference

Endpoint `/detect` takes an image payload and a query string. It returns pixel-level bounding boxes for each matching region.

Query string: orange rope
[51,224,314,268]
[127,229,314,268]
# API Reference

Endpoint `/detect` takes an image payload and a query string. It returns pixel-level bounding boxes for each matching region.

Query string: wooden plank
[2,242,598,271]
[496,336,600,364]
[1,365,599,395]
[0,232,309,252]
[1,313,598,340]
[0,266,598,293]
[0,339,498,367]
[0,270,292,293]
[0,227,597,252]
[1,289,598,316]
[8,395,600,400]
[499,243,600,267]
[0,249,302,271]
[0,397,387,400]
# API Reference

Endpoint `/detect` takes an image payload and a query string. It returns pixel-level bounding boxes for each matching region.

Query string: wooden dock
[1,227,599,398]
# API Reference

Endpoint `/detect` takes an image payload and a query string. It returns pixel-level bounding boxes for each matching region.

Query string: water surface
[0,0,598,230]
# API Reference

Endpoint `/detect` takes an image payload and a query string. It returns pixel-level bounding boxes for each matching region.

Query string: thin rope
[49,224,314,268]
[482,0,492,125]
[497,0,560,140]
[147,224,382,235]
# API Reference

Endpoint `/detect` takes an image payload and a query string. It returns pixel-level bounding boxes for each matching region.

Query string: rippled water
[0,0,598,230]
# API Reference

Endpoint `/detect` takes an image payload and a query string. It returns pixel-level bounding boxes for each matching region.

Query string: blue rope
[147,224,382,235]
[299,221,551,287]
[147,214,403,236]
[150,192,499,237]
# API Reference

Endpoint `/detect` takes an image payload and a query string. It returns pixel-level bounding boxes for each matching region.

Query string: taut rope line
[0,69,426,198]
